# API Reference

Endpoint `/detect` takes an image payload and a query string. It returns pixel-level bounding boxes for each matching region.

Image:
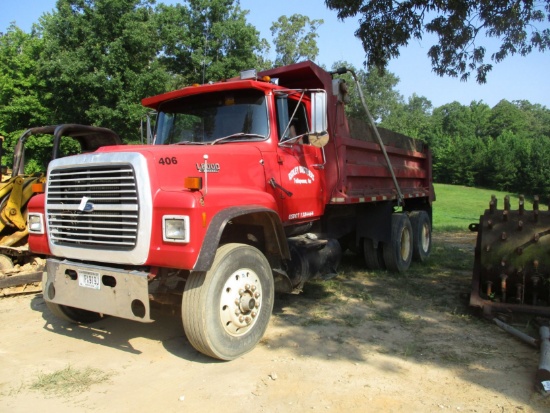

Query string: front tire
[383,213,413,273]
[182,243,274,360]
[45,301,103,323]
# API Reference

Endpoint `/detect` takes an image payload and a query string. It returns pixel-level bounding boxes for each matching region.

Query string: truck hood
[92,144,268,192]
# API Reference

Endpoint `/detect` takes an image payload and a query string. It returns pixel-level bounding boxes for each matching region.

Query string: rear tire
[363,238,385,270]
[409,210,431,262]
[383,213,413,273]
[45,301,103,323]
[0,254,14,273]
[182,243,274,360]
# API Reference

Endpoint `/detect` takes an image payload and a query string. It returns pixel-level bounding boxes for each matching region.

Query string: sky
[1,0,549,109]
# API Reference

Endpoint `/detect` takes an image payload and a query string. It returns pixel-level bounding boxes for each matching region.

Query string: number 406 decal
[158,157,178,165]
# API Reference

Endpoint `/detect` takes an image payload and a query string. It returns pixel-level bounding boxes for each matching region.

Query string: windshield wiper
[210,133,266,145]
[174,141,207,145]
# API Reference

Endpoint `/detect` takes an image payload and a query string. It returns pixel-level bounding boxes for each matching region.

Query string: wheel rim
[421,222,430,252]
[400,227,411,260]
[220,268,262,336]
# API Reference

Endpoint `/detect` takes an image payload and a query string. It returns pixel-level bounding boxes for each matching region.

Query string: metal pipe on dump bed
[335,68,404,205]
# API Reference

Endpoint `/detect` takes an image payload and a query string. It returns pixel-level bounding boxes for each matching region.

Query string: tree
[325,0,550,83]
[525,135,550,199]
[380,94,433,140]
[432,134,484,186]
[0,24,52,169]
[487,99,530,138]
[431,101,491,139]
[331,61,403,123]
[270,14,323,66]
[509,100,550,138]
[156,0,268,87]
[37,0,170,141]
[0,25,49,134]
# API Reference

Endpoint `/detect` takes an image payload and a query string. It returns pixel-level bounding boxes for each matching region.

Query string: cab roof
[141,61,332,110]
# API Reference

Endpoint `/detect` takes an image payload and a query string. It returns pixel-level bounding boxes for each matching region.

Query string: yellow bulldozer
[0,124,121,295]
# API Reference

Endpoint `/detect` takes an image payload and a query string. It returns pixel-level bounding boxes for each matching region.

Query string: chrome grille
[46,165,139,250]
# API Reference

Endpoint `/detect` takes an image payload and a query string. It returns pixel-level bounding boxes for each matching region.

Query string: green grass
[432,183,546,231]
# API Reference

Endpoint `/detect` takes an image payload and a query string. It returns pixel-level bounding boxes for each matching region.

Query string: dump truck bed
[327,125,433,205]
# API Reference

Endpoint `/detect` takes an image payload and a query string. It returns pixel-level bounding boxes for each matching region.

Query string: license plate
[78,270,101,290]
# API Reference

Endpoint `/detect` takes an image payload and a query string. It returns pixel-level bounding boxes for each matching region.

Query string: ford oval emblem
[78,196,94,212]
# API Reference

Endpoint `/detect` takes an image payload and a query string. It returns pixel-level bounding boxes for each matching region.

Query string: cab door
[274,95,325,223]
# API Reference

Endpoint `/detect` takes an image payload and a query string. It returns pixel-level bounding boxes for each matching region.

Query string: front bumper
[42,259,153,322]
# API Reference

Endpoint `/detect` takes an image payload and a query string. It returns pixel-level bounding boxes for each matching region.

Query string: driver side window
[287,100,309,139]
[276,95,309,143]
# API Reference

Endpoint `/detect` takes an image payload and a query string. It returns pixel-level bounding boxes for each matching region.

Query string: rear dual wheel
[182,243,274,360]
[409,210,432,262]
[363,238,385,270]
[382,213,413,273]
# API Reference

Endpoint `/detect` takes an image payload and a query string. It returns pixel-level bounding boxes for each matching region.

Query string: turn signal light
[32,183,45,193]
[184,177,203,191]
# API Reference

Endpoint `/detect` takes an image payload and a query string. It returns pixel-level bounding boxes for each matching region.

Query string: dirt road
[1,233,549,412]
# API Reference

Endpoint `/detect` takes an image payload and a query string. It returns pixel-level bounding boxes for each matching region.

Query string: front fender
[193,205,289,271]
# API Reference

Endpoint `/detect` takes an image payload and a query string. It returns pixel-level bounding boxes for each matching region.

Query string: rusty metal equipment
[470,195,550,317]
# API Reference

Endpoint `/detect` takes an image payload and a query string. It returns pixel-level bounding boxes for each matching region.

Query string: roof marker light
[240,69,257,80]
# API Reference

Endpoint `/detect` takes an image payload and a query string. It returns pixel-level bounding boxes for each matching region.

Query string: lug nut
[254,292,260,298]
[251,285,256,291]
[239,315,245,322]
[239,289,245,296]
[245,284,250,290]
[251,311,257,318]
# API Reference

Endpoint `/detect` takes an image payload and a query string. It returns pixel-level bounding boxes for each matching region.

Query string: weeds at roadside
[30,365,112,397]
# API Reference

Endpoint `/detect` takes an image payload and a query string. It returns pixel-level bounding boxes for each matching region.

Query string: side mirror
[309,91,329,148]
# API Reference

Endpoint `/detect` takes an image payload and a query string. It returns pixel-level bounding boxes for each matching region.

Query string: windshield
[154,89,269,145]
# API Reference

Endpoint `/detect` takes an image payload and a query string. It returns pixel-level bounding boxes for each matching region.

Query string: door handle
[269,178,293,197]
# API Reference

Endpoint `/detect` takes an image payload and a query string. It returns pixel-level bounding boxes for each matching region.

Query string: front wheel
[182,243,274,360]
[45,301,103,323]
[382,213,413,273]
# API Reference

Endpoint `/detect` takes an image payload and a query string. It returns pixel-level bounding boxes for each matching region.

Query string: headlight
[28,213,44,234]
[163,215,190,243]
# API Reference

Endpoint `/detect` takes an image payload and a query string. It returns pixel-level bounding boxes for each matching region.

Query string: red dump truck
[28,61,434,360]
